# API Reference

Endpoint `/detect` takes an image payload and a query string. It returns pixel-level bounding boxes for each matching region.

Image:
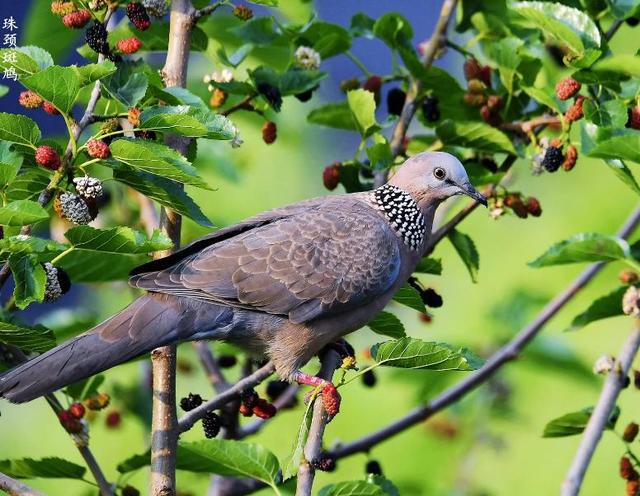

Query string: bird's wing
[130,201,401,324]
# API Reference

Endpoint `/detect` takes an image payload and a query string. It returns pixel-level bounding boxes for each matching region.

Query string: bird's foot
[293,371,341,421]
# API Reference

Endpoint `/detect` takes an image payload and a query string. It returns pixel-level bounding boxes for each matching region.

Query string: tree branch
[296,350,343,496]
[178,362,275,433]
[0,471,45,496]
[561,324,640,495]
[193,341,231,392]
[375,0,459,187]
[327,204,640,460]
[150,1,195,494]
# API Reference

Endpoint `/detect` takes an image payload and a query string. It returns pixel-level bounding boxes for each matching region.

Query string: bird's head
[388,151,487,209]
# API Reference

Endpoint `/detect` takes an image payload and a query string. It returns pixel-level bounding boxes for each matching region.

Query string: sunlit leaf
[528,233,630,267]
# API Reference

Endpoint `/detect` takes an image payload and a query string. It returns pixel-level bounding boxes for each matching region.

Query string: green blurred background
[1,1,639,495]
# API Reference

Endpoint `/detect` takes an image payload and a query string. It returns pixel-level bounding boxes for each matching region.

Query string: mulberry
[85,22,110,55]
[69,402,86,419]
[117,37,142,54]
[126,2,151,31]
[361,369,376,388]
[252,398,276,419]
[43,101,60,115]
[555,77,581,101]
[311,455,336,472]
[62,10,91,29]
[86,139,111,159]
[422,97,440,122]
[564,96,585,123]
[562,144,578,171]
[365,460,383,475]
[525,197,542,217]
[142,0,168,17]
[628,106,640,130]
[19,90,43,109]
[541,146,564,172]
[233,5,253,20]
[73,176,103,199]
[624,422,639,443]
[362,75,382,103]
[386,88,406,116]
[105,410,121,428]
[43,263,71,302]
[180,393,203,412]
[202,411,221,438]
[262,121,277,144]
[421,288,443,308]
[209,88,227,108]
[463,58,482,81]
[216,354,237,368]
[340,78,360,93]
[322,162,341,191]
[266,380,288,402]
[294,46,321,70]
[51,1,76,16]
[35,145,61,170]
[54,192,95,225]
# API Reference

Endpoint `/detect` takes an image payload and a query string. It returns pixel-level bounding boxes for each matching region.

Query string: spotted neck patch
[372,184,425,250]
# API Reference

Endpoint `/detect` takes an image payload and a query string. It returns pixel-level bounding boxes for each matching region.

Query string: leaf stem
[344,50,371,77]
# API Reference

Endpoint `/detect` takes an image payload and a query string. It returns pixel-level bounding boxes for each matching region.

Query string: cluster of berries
[462,58,502,126]
[311,454,336,472]
[239,389,277,419]
[51,2,91,29]
[555,78,585,124]
[536,138,578,174]
[57,393,110,434]
[19,91,60,116]
[489,192,542,220]
[179,393,222,438]
[620,456,639,496]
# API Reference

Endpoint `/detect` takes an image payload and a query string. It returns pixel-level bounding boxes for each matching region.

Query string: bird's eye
[434,167,446,180]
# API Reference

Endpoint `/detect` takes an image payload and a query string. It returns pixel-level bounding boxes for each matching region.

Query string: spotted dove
[0,152,485,414]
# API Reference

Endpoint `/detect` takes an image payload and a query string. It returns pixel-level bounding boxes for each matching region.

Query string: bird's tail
[0,293,205,403]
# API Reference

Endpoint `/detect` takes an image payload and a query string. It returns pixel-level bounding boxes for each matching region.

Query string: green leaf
[521,86,562,114]
[299,22,351,58]
[231,17,278,45]
[0,200,49,226]
[282,401,314,480]
[591,54,640,78]
[392,284,426,313]
[605,159,640,197]
[139,106,209,137]
[109,139,211,189]
[307,102,358,131]
[8,254,46,309]
[582,123,640,164]
[0,142,23,188]
[373,12,413,49]
[23,0,80,62]
[0,457,86,480]
[513,1,601,62]
[367,311,406,339]
[279,69,327,96]
[0,236,64,259]
[177,440,280,490]
[567,286,627,332]
[607,0,640,19]
[436,120,516,155]
[494,37,523,94]
[347,89,379,138]
[366,140,393,171]
[318,481,385,496]
[350,13,376,38]
[583,99,628,127]
[414,257,442,275]
[101,62,149,107]
[246,0,278,5]
[448,229,480,283]
[0,48,41,76]
[64,375,105,401]
[75,60,117,87]
[0,321,55,353]
[0,113,41,147]
[56,226,172,283]
[371,337,483,371]
[112,168,213,227]
[528,233,630,268]
[17,46,54,71]
[21,66,80,114]
[543,406,620,437]
[6,169,50,201]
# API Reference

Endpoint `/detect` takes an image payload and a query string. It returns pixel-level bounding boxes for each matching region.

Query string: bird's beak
[460,182,487,207]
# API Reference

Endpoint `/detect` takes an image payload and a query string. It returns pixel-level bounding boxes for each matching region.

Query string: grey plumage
[0,152,485,403]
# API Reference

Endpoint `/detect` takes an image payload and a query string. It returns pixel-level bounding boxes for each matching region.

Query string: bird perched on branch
[0,152,485,417]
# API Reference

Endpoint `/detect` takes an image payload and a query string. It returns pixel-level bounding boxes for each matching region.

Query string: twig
[501,115,562,135]
[220,94,256,117]
[150,1,195,494]
[193,0,226,21]
[178,362,275,433]
[375,0,459,187]
[327,204,640,460]
[561,324,640,495]
[606,19,624,40]
[296,350,343,496]
[0,471,45,496]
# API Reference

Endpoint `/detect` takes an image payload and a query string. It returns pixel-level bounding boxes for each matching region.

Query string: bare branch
[500,115,562,135]
[375,0,459,187]
[327,204,640,460]
[178,362,275,433]
[193,0,226,21]
[150,1,196,493]
[0,471,45,496]
[296,350,343,496]
[561,324,640,495]
[193,341,231,392]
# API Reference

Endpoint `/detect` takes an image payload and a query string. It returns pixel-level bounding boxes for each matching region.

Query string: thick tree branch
[296,350,342,496]
[0,471,45,496]
[327,204,640,460]
[375,0,459,187]
[178,362,275,433]
[561,324,640,495]
[150,1,195,494]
